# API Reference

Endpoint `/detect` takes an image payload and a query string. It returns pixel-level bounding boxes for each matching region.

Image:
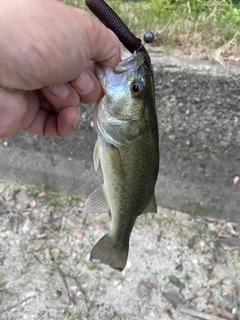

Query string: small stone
[137,281,152,298]
[125,260,132,270]
[79,200,85,208]
[15,270,22,280]
[24,290,35,298]
[162,291,185,307]
[56,290,62,297]
[30,200,36,208]
[233,176,239,184]
[113,280,121,287]
[16,189,31,204]
[51,248,59,258]
[223,278,233,286]
[23,204,30,209]
[29,242,42,252]
[73,230,83,239]
[5,196,13,201]
[200,266,209,282]
[68,287,75,298]
[116,284,124,292]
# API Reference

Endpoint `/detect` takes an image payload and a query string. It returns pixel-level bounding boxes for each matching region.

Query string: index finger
[78,9,121,67]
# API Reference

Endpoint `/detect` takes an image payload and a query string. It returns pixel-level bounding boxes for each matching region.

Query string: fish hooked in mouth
[85,52,159,271]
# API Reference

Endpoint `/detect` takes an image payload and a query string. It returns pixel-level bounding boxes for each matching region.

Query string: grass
[0,277,14,298]
[62,0,240,62]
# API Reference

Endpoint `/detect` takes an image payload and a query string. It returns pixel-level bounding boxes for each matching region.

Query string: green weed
[62,0,240,61]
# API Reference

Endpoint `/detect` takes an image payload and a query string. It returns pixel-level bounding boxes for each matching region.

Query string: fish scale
[85,52,159,271]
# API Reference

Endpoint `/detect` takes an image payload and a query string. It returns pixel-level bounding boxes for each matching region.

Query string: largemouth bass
[86,52,159,271]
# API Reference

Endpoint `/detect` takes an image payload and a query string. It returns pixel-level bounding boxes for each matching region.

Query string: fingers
[0,87,80,138]
[0,1,121,138]
[41,82,80,108]
[71,68,103,104]
[24,105,79,137]
[24,91,80,137]
[0,88,27,138]
[42,64,103,105]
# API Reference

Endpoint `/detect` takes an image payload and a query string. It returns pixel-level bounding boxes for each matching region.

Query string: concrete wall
[1,54,240,222]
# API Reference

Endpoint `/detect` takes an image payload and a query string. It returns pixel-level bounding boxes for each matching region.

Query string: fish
[85,52,159,271]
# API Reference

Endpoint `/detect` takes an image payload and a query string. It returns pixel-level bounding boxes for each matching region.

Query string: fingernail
[72,112,80,129]
[75,71,94,93]
[48,83,70,99]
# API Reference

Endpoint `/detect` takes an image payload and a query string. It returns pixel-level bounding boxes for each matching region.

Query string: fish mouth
[95,63,107,85]
[115,52,145,72]
[95,52,144,80]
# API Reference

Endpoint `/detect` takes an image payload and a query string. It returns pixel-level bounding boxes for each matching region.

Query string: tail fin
[90,234,129,272]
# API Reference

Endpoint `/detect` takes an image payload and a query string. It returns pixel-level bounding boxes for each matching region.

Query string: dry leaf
[220,306,234,320]
[15,270,22,280]
[200,266,209,282]
[235,279,240,289]
[206,305,215,314]
[162,291,185,307]
[36,233,47,239]
[73,230,83,239]
[208,278,221,286]
[221,284,234,296]
[165,302,173,310]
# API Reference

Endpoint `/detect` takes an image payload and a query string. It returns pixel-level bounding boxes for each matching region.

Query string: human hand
[0,0,120,138]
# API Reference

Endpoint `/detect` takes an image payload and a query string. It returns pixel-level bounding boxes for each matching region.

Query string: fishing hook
[85,0,154,82]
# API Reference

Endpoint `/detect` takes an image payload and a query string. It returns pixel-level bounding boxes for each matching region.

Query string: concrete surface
[0,54,240,222]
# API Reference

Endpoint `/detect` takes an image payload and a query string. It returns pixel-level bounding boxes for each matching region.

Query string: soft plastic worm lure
[85,0,154,81]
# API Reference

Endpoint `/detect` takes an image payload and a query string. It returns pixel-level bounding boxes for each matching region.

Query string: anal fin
[141,194,158,215]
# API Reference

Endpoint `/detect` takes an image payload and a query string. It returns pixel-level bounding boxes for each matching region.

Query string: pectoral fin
[93,140,100,171]
[141,194,157,215]
[85,186,109,213]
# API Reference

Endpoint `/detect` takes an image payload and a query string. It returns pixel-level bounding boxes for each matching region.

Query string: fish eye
[130,81,144,98]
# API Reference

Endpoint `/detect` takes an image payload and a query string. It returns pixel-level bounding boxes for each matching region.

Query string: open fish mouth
[95,52,145,87]
[114,52,145,72]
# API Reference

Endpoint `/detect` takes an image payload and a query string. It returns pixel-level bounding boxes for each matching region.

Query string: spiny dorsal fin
[90,233,129,271]
[93,140,100,171]
[141,194,158,215]
[85,186,109,213]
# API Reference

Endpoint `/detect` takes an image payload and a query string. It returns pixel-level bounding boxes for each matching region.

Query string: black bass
[86,52,159,271]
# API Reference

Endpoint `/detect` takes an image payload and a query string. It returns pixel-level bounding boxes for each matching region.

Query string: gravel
[0,180,239,320]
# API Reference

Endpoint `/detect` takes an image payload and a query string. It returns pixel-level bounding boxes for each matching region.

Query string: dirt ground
[0,180,239,320]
